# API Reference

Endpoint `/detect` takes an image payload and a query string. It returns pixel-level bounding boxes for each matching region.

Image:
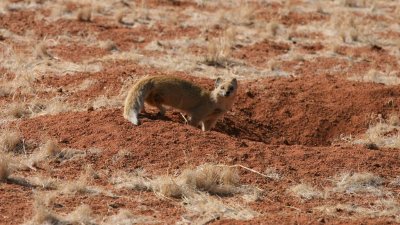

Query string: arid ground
[1,0,400,224]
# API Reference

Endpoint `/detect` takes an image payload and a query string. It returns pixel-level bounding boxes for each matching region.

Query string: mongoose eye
[220,87,225,90]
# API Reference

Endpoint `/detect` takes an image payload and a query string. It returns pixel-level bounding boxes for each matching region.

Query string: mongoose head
[214,77,238,98]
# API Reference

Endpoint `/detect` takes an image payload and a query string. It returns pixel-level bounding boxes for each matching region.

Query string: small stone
[365,143,379,150]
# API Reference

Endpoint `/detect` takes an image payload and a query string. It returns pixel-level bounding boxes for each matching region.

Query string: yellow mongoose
[123,76,238,131]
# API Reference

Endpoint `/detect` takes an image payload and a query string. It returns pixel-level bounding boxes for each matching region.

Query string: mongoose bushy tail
[123,77,155,125]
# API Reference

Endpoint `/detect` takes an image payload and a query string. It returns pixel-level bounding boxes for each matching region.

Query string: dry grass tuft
[349,69,400,86]
[102,209,153,224]
[0,85,12,97]
[390,176,400,187]
[27,194,97,225]
[333,172,384,195]
[267,22,281,37]
[34,41,54,60]
[4,102,29,118]
[343,0,370,8]
[112,164,259,222]
[0,130,24,153]
[316,199,400,222]
[26,140,60,168]
[99,40,118,51]
[204,28,236,68]
[153,176,184,198]
[29,192,60,225]
[182,193,259,223]
[29,97,71,116]
[112,164,243,197]
[115,10,135,26]
[42,139,61,157]
[289,183,323,200]
[92,95,122,109]
[0,155,12,181]
[111,170,153,191]
[354,114,400,148]
[180,164,240,196]
[62,174,98,195]
[264,167,282,181]
[223,3,256,26]
[64,204,97,224]
[77,7,92,22]
[29,176,59,190]
[84,164,100,180]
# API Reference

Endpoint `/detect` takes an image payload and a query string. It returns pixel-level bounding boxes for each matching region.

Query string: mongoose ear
[215,77,222,87]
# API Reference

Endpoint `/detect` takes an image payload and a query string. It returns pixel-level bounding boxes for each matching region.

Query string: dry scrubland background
[1,0,400,224]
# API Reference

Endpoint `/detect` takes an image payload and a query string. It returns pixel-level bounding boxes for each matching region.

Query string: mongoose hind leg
[155,103,166,117]
[146,94,165,116]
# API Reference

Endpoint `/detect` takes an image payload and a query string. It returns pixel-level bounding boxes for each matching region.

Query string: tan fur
[123,76,238,131]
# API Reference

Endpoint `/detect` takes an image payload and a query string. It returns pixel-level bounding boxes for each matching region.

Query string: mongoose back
[123,76,238,131]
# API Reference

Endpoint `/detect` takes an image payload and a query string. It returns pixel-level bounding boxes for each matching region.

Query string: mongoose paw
[156,112,166,118]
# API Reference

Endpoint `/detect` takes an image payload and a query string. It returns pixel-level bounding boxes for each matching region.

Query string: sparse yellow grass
[204,28,236,68]
[3,98,72,119]
[77,7,92,22]
[289,183,323,200]
[267,21,281,38]
[28,192,60,225]
[111,170,153,191]
[0,130,23,153]
[27,193,97,225]
[101,209,153,225]
[153,176,184,198]
[223,2,256,26]
[316,199,400,222]
[4,102,29,118]
[390,176,400,187]
[353,114,400,148]
[110,162,262,223]
[180,163,240,196]
[99,40,118,51]
[0,155,12,181]
[34,40,54,60]
[61,174,97,195]
[343,0,371,8]
[92,95,122,109]
[42,139,60,157]
[332,172,384,195]
[64,204,97,224]
[182,193,259,223]
[349,69,400,86]
[0,85,12,97]
[28,176,59,190]
[27,140,60,168]
[27,200,153,225]
[264,167,282,180]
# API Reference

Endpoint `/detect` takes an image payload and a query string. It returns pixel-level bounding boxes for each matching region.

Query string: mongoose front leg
[188,114,201,128]
[202,119,218,131]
